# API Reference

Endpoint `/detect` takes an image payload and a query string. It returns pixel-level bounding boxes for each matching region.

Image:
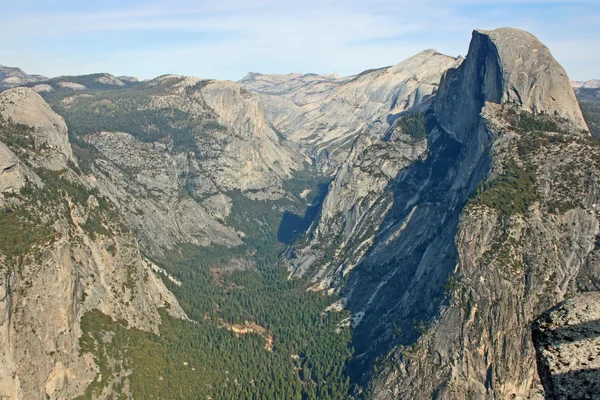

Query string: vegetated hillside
[23,72,139,94]
[286,27,598,399]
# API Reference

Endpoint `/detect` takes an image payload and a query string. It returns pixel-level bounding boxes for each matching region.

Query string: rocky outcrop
[0,142,27,193]
[532,292,600,399]
[200,80,303,196]
[436,28,588,138]
[241,50,460,171]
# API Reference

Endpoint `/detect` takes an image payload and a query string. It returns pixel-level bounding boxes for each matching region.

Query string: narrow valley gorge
[1,26,599,400]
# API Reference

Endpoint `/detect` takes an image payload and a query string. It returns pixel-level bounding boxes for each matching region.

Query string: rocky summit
[1,26,599,400]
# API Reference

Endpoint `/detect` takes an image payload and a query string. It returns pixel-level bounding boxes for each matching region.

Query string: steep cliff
[241,50,460,171]
[0,88,186,399]
[287,27,597,398]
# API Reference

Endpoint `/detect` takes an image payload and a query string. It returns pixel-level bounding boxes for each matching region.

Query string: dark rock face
[532,292,600,400]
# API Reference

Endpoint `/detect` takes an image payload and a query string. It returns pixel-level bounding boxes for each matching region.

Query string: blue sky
[1,0,598,81]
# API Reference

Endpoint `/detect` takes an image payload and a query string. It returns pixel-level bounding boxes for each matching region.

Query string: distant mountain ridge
[572,79,600,89]
[0,65,47,89]
[240,49,461,173]
[0,64,143,93]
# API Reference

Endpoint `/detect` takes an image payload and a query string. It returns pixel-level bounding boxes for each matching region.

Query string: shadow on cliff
[277,181,330,244]
[342,109,492,384]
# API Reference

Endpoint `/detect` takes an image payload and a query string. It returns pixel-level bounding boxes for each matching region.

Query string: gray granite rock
[241,50,460,172]
[533,292,600,400]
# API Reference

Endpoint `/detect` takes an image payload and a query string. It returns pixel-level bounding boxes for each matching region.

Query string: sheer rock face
[200,80,303,194]
[0,142,27,193]
[241,50,460,171]
[0,90,186,400]
[286,27,598,399]
[284,128,429,290]
[437,28,588,139]
[532,292,600,400]
[481,28,586,131]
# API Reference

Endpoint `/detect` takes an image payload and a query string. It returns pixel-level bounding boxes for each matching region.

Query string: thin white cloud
[0,0,597,80]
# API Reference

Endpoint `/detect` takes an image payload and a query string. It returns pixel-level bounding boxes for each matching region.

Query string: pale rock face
[87,131,243,259]
[201,193,233,222]
[483,28,587,130]
[0,212,187,400]
[57,81,87,90]
[31,84,54,93]
[0,87,74,169]
[2,76,22,85]
[200,80,303,194]
[241,50,460,171]
[95,74,126,86]
[117,76,139,83]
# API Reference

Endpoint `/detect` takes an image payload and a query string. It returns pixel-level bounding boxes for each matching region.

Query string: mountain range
[0,27,599,399]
